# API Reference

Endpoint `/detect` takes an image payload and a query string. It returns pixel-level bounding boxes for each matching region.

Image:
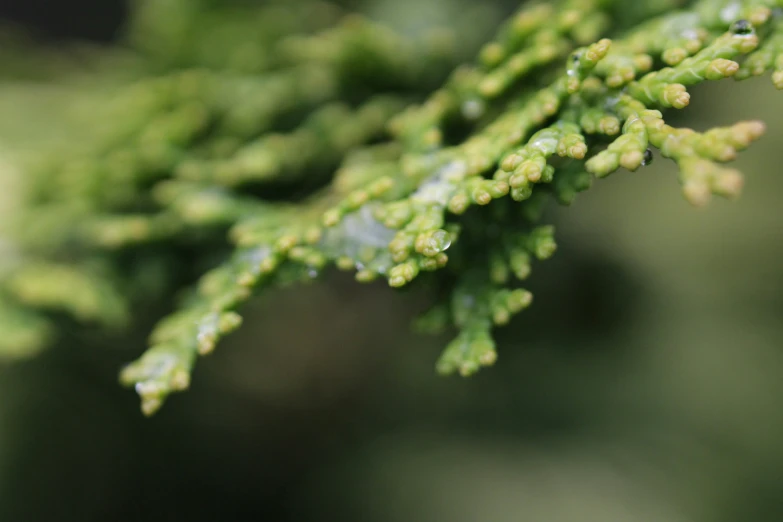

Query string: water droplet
[642,148,654,166]
[730,19,754,36]
[196,313,219,354]
[567,51,583,77]
[461,99,485,120]
[431,229,452,253]
[135,381,164,398]
[681,29,699,40]
[307,268,318,279]
[720,3,742,24]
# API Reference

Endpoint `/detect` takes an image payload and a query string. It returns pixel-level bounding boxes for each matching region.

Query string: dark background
[0,0,125,41]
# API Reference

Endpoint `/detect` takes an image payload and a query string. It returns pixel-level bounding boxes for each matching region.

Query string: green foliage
[1,0,782,415]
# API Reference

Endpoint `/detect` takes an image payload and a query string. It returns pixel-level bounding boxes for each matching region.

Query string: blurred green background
[1,1,782,521]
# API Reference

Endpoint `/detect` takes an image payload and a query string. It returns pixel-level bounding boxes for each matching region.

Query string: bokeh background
[0,1,782,521]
